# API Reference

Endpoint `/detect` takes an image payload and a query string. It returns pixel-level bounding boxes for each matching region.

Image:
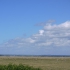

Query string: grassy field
[0,56,70,70]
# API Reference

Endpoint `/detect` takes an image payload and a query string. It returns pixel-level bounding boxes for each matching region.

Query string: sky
[0,0,70,55]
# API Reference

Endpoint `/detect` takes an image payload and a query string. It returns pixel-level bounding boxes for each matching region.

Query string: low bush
[0,64,41,70]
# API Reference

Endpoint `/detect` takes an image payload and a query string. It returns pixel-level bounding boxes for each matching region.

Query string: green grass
[0,56,70,70]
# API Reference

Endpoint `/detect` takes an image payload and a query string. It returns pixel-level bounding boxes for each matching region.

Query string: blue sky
[0,0,70,55]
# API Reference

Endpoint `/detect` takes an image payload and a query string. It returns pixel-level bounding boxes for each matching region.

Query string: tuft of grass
[0,64,42,70]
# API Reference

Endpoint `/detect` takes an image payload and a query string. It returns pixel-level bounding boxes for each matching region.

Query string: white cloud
[0,21,70,54]
[39,30,44,35]
[27,38,35,43]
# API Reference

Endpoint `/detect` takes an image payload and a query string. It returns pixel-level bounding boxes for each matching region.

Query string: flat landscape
[0,56,70,70]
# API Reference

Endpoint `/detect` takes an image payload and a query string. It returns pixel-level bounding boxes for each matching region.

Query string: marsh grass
[0,56,70,70]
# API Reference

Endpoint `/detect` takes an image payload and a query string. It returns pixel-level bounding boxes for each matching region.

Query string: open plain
[0,56,70,70]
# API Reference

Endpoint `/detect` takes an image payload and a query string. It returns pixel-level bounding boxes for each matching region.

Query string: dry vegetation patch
[0,56,70,70]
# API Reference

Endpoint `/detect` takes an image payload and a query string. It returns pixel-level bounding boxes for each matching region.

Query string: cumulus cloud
[39,30,44,35]
[0,21,70,54]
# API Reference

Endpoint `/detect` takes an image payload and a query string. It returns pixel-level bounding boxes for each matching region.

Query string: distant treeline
[0,54,70,57]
